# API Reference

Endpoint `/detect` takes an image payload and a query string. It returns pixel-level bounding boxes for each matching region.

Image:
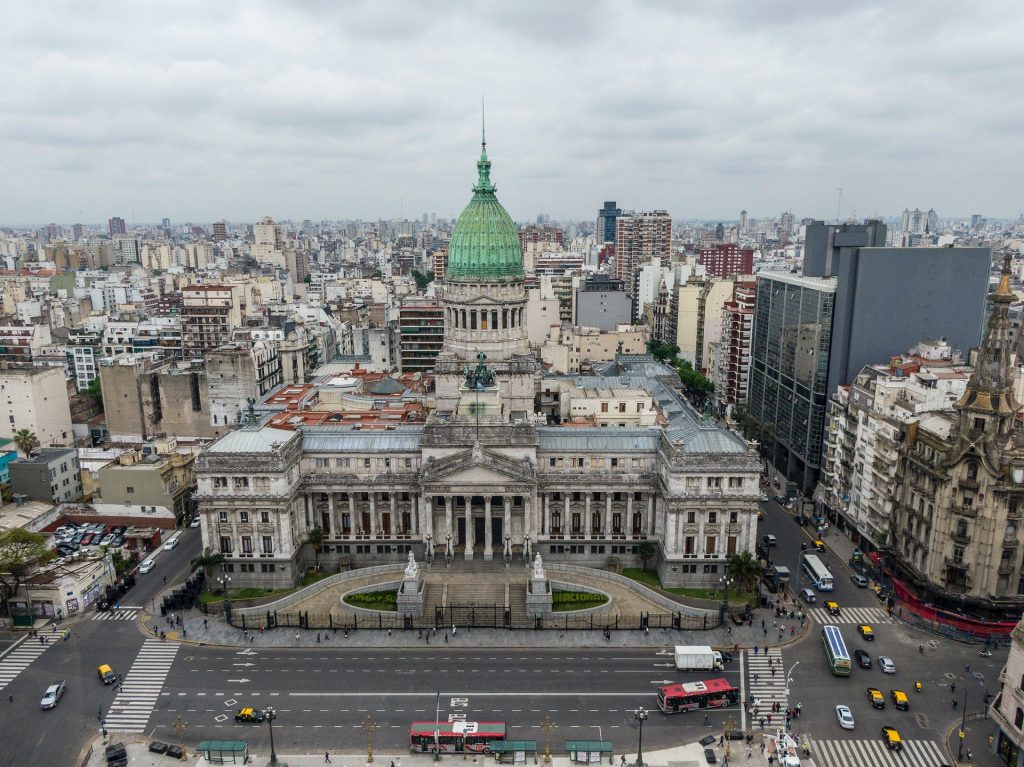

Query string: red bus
[410,722,507,753]
[657,678,739,714]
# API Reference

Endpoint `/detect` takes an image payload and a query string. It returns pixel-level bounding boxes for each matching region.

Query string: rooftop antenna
[481,95,486,150]
[834,188,843,223]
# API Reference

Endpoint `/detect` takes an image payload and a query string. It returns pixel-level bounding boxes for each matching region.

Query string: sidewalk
[143,600,811,650]
[86,734,779,767]
[944,711,1001,767]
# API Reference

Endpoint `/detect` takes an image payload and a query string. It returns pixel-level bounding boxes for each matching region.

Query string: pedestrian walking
[771,667,775,677]
[388,629,392,637]
[967,749,973,760]
[763,627,768,637]
[325,752,331,763]
[758,717,765,730]
[761,618,765,629]
[294,632,300,643]
[444,632,449,644]
[249,635,254,643]
[951,682,956,693]
[452,624,457,635]
[760,742,765,753]
[790,625,795,636]
[718,735,724,747]
[753,673,759,683]
[620,755,626,767]
[753,644,759,655]
[953,698,958,709]
[767,714,772,725]
[203,618,208,629]
[317,633,321,644]
[703,714,709,726]
[8,694,12,704]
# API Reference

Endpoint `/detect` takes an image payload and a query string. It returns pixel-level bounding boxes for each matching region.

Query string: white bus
[802,554,834,591]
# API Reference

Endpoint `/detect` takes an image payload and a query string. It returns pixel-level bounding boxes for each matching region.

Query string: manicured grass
[199,586,295,604]
[301,570,332,587]
[621,568,753,603]
[343,590,398,612]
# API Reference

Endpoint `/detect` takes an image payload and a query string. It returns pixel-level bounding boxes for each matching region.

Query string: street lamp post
[173,715,188,761]
[958,688,969,760]
[445,532,452,568]
[364,715,379,763]
[718,576,734,622]
[724,715,735,760]
[265,706,278,765]
[632,707,648,767]
[541,716,555,764]
[524,534,531,563]
[504,533,511,567]
[217,575,232,623]
[426,533,433,566]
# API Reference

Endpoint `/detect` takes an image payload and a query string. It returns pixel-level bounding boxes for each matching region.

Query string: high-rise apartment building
[614,210,671,316]
[739,210,748,233]
[181,285,242,355]
[574,273,630,331]
[0,367,73,449]
[714,276,756,417]
[399,298,445,372]
[699,243,754,278]
[212,221,228,241]
[596,201,622,245]
[108,216,127,237]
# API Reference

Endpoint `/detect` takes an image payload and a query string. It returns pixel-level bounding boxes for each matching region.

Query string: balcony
[944,556,968,571]
[958,477,980,491]
[999,562,1014,576]
[951,530,971,544]
[951,504,978,518]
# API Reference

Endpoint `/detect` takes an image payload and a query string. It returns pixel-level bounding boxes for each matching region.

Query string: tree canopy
[0,529,53,616]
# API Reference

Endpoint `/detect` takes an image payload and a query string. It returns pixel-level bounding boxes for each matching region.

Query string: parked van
[763,534,777,546]
[97,664,116,685]
[799,588,816,603]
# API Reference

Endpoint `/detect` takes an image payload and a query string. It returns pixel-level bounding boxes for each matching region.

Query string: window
[262,536,273,554]
[952,545,965,564]
[956,520,968,538]
[729,511,738,524]
[315,458,329,469]
[600,402,608,413]
[728,477,743,488]
[213,477,227,489]
[686,511,696,524]
[218,511,228,523]
[1016,707,1024,729]
[618,402,626,413]
[240,511,249,523]
[253,477,269,492]
[126,486,134,494]
[727,536,737,555]
[611,458,619,468]
[363,458,371,468]
[261,511,270,524]
[703,564,719,574]
[974,417,986,431]
[219,536,232,554]
[241,536,252,554]
[967,463,979,480]
[705,536,716,554]
[708,512,717,524]
[233,477,249,490]
[707,477,722,488]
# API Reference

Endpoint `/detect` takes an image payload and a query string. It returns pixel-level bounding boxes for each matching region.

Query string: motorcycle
[979,649,993,658]
[914,681,922,693]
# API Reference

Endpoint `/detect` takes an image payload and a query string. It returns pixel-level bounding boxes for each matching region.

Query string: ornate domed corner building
[433,138,540,420]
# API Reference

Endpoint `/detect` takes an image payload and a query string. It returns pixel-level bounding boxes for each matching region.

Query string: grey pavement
[944,711,1002,767]
[86,733,775,767]
[145,603,810,650]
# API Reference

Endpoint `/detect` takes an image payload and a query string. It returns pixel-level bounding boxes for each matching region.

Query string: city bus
[821,624,852,676]
[802,553,834,591]
[657,678,740,713]
[409,722,507,753]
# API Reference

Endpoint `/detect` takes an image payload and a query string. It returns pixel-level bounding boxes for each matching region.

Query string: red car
[81,534,93,546]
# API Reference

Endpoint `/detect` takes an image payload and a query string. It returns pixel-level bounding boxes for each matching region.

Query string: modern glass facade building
[748,272,836,493]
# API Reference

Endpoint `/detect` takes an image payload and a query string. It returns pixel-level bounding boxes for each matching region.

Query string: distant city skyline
[2,1,1023,224]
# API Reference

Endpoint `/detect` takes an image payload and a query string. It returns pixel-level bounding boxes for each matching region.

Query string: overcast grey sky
[3,0,1023,226]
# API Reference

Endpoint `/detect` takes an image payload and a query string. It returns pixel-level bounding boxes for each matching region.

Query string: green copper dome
[446,142,523,282]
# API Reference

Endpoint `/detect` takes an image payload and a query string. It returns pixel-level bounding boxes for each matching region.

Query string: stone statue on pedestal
[532,552,545,581]
[404,551,419,580]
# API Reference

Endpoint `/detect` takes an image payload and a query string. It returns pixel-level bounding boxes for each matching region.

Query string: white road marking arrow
[227,679,251,684]
[233,663,255,667]
[651,680,675,685]
[237,649,258,656]
[653,663,676,668]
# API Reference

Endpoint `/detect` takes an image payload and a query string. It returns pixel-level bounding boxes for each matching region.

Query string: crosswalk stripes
[806,606,893,625]
[810,737,945,767]
[0,637,55,691]
[746,647,788,711]
[91,608,140,621]
[103,639,180,733]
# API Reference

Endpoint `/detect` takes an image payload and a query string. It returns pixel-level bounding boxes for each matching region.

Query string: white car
[40,680,66,709]
[164,538,178,550]
[835,704,855,730]
[189,518,201,528]
[99,534,115,547]
[139,560,155,574]
[879,656,896,674]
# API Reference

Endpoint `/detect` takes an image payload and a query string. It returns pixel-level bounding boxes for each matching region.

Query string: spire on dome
[474,99,495,195]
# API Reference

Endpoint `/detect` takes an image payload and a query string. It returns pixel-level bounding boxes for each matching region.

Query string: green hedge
[344,590,398,611]
[552,591,608,606]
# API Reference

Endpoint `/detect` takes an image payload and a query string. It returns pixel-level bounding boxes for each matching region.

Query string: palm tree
[725,551,762,593]
[191,547,225,579]
[13,429,38,456]
[636,541,656,572]
[307,527,324,571]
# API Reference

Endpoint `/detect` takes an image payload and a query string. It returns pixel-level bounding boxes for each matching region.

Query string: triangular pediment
[423,447,535,486]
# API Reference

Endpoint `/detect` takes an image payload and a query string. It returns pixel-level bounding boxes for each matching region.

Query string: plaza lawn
[621,568,754,603]
[343,590,398,612]
[552,590,609,612]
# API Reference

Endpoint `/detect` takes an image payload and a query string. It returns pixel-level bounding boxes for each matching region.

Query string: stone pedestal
[396,576,424,617]
[525,576,552,618]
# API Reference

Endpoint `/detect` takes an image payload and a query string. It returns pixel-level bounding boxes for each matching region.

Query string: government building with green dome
[194,140,762,590]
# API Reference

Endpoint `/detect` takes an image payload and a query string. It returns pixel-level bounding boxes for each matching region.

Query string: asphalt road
[758,495,1007,762]
[148,647,747,753]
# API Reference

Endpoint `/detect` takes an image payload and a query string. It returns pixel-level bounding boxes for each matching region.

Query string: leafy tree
[12,429,38,455]
[725,551,763,592]
[0,529,53,616]
[635,541,656,572]
[190,547,225,579]
[411,269,435,291]
[86,378,102,402]
[676,359,715,409]
[646,340,680,362]
[307,527,324,570]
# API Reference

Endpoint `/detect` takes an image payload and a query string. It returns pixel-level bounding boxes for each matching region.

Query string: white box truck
[673,645,724,671]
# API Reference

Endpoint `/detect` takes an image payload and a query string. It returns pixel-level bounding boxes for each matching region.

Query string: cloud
[0,0,1022,224]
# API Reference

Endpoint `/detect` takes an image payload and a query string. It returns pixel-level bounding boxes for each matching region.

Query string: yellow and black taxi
[881,726,903,751]
[825,600,841,616]
[234,707,266,723]
[866,688,885,709]
[890,690,909,711]
[857,624,874,641]
[813,540,826,552]
[97,664,116,685]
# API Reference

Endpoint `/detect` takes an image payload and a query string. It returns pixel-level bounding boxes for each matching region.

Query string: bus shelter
[196,740,249,764]
[487,740,538,763]
[565,740,613,764]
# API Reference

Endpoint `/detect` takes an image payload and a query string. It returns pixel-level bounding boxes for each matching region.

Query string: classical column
[390,493,398,536]
[542,493,549,535]
[422,495,432,538]
[584,492,592,538]
[503,496,512,545]
[445,495,453,537]
[303,494,311,529]
[348,494,356,537]
[463,495,474,559]
[369,493,378,537]
[484,496,493,560]
[626,493,634,539]
[563,493,570,535]
[605,494,613,538]
[412,494,420,536]
[649,495,656,535]
[524,496,533,540]
[326,493,335,537]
